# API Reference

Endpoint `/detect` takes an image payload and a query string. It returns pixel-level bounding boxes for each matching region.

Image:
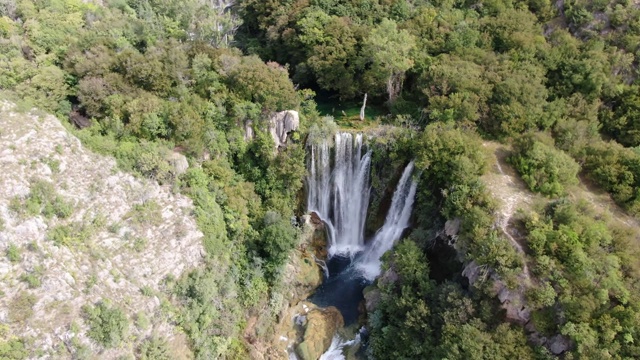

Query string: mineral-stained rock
[296,306,344,360]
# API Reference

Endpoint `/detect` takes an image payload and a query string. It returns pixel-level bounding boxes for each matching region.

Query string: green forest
[1,0,640,358]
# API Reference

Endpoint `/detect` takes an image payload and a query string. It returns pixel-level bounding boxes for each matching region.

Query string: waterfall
[307,132,418,278]
[307,132,372,257]
[319,327,365,360]
[356,161,418,280]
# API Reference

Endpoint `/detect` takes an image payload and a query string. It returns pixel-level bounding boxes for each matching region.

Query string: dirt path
[481,142,534,283]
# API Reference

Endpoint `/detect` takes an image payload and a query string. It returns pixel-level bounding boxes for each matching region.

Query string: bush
[19,267,42,288]
[260,211,298,278]
[137,336,171,360]
[83,301,129,348]
[47,222,94,247]
[0,336,29,360]
[583,140,640,215]
[510,132,580,197]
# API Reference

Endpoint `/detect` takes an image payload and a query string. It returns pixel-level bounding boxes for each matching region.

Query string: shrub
[510,132,580,197]
[583,140,640,215]
[83,301,129,348]
[137,336,171,360]
[19,266,43,288]
[12,179,73,219]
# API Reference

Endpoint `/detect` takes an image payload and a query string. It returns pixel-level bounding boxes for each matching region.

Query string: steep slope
[0,102,203,358]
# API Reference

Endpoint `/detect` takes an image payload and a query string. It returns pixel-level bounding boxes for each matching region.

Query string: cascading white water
[319,330,363,360]
[307,132,372,257]
[306,135,418,359]
[355,161,418,280]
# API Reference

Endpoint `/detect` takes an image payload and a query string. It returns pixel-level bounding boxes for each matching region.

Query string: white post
[359,93,368,121]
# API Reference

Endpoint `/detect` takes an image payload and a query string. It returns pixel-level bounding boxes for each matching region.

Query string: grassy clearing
[315,96,386,130]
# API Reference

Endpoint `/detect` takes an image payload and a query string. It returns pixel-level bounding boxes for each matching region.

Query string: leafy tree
[510,132,580,197]
[601,86,640,147]
[83,301,129,348]
[226,55,300,111]
[361,18,415,103]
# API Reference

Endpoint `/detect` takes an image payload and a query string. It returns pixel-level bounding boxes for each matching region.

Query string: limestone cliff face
[269,110,299,150]
[0,102,203,358]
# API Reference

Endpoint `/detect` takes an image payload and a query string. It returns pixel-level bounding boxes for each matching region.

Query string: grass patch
[315,95,386,130]
[6,243,21,263]
[47,213,105,247]
[125,200,162,226]
[9,292,37,323]
[19,266,43,288]
[41,156,60,174]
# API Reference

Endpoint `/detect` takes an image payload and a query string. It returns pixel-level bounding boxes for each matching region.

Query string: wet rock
[378,267,398,288]
[296,254,323,294]
[363,286,381,313]
[296,307,344,360]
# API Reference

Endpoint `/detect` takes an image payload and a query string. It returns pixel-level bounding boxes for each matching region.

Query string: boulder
[296,254,323,293]
[548,334,572,355]
[269,110,299,150]
[363,286,381,313]
[168,152,189,176]
[296,307,344,360]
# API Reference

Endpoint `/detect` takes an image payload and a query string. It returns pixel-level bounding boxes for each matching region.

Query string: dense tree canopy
[3,0,640,358]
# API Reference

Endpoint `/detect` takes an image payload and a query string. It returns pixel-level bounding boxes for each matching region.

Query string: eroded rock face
[296,306,344,360]
[0,102,203,358]
[244,119,255,142]
[269,110,299,150]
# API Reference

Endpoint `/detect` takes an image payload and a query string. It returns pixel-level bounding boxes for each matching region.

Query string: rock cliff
[0,102,204,358]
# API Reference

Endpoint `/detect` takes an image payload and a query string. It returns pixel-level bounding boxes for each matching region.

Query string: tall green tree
[361,18,415,103]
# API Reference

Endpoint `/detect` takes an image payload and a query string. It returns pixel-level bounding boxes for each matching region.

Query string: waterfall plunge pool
[309,255,371,326]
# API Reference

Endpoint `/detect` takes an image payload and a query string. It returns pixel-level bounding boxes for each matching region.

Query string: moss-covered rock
[296,307,344,360]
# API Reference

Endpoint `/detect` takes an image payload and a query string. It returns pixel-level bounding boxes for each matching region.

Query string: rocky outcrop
[363,285,381,313]
[296,307,344,360]
[168,151,189,176]
[244,119,255,141]
[548,334,572,355]
[269,110,299,150]
[0,102,203,358]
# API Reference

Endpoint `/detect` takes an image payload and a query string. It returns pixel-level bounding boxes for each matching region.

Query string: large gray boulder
[269,110,299,150]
